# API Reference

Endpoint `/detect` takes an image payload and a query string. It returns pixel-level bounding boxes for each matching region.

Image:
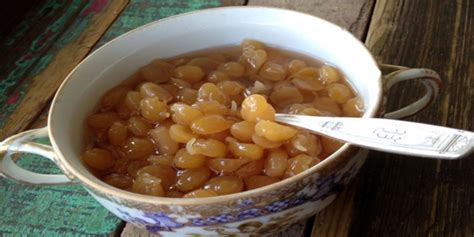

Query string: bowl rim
[49,6,382,205]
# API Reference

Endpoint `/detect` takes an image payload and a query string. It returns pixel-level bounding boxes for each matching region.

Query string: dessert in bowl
[0,7,440,236]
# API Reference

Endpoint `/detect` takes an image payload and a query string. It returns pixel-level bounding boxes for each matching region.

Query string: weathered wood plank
[247,0,375,39]
[122,219,308,237]
[0,0,85,127]
[0,0,129,140]
[0,158,123,236]
[311,180,360,237]
[0,108,122,236]
[29,102,50,129]
[0,1,129,235]
[347,0,474,236]
[0,1,41,37]
[95,0,246,48]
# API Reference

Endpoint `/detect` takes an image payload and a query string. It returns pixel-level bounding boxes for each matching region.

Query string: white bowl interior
[50,7,381,185]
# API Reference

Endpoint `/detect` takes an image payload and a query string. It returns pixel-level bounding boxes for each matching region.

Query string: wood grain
[121,220,308,237]
[0,0,82,82]
[0,1,40,37]
[311,179,360,237]
[1,106,122,235]
[348,0,474,236]
[0,1,129,235]
[0,0,129,140]
[0,0,87,128]
[247,0,375,39]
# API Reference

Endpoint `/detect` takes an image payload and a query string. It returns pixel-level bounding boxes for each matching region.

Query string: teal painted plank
[0,138,120,236]
[0,0,86,127]
[96,0,224,47]
[0,1,124,235]
[0,0,237,128]
[0,0,240,236]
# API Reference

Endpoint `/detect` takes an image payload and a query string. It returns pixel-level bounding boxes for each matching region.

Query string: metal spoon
[275,114,474,159]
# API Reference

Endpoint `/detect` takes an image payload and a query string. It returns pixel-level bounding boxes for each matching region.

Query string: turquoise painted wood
[0,0,237,235]
[0,138,121,236]
[96,0,224,47]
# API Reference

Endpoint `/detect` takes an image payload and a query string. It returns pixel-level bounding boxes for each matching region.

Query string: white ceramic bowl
[0,7,440,236]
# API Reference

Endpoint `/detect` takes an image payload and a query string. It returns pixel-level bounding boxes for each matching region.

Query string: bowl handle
[0,127,75,185]
[380,64,442,119]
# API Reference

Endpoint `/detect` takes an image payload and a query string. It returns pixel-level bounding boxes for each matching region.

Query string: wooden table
[0,0,472,236]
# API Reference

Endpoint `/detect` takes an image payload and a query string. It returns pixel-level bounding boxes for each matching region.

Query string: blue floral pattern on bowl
[92,149,368,235]
[113,165,345,234]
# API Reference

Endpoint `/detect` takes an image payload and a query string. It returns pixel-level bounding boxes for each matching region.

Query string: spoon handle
[275,114,474,159]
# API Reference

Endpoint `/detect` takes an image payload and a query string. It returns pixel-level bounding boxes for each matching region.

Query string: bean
[82,148,115,170]
[269,85,304,108]
[320,137,344,157]
[252,133,283,149]
[217,81,245,96]
[122,137,155,159]
[186,57,220,71]
[235,159,264,177]
[320,65,341,84]
[101,86,129,110]
[149,126,179,155]
[259,62,286,81]
[137,165,177,190]
[287,59,307,74]
[254,120,297,142]
[327,83,353,104]
[139,82,173,103]
[227,138,264,160]
[241,94,275,122]
[174,148,206,169]
[176,167,211,192]
[204,176,243,195]
[217,62,245,77]
[125,91,142,111]
[207,71,231,83]
[147,154,174,166]
[230,121,255,142]
[170,103,203,126]
[207,158,249,174]
[127,116,153,137]
[173,65,205,83]
[176,88,198,104]
[313,97,342,116]
[191,114,232,135]
[139,97,169,122]
[343,97,364,117]
[186,138,227,157]
[103,173,132,189]
[140,59,173,83]
[169,124,197,143]
[264,149,288,177]
[285,154,320,177]
[132,173,165,196]
[192,101,228,115]
[197,82,229,104]
[108,122,128,145]
[87,112,119,129]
